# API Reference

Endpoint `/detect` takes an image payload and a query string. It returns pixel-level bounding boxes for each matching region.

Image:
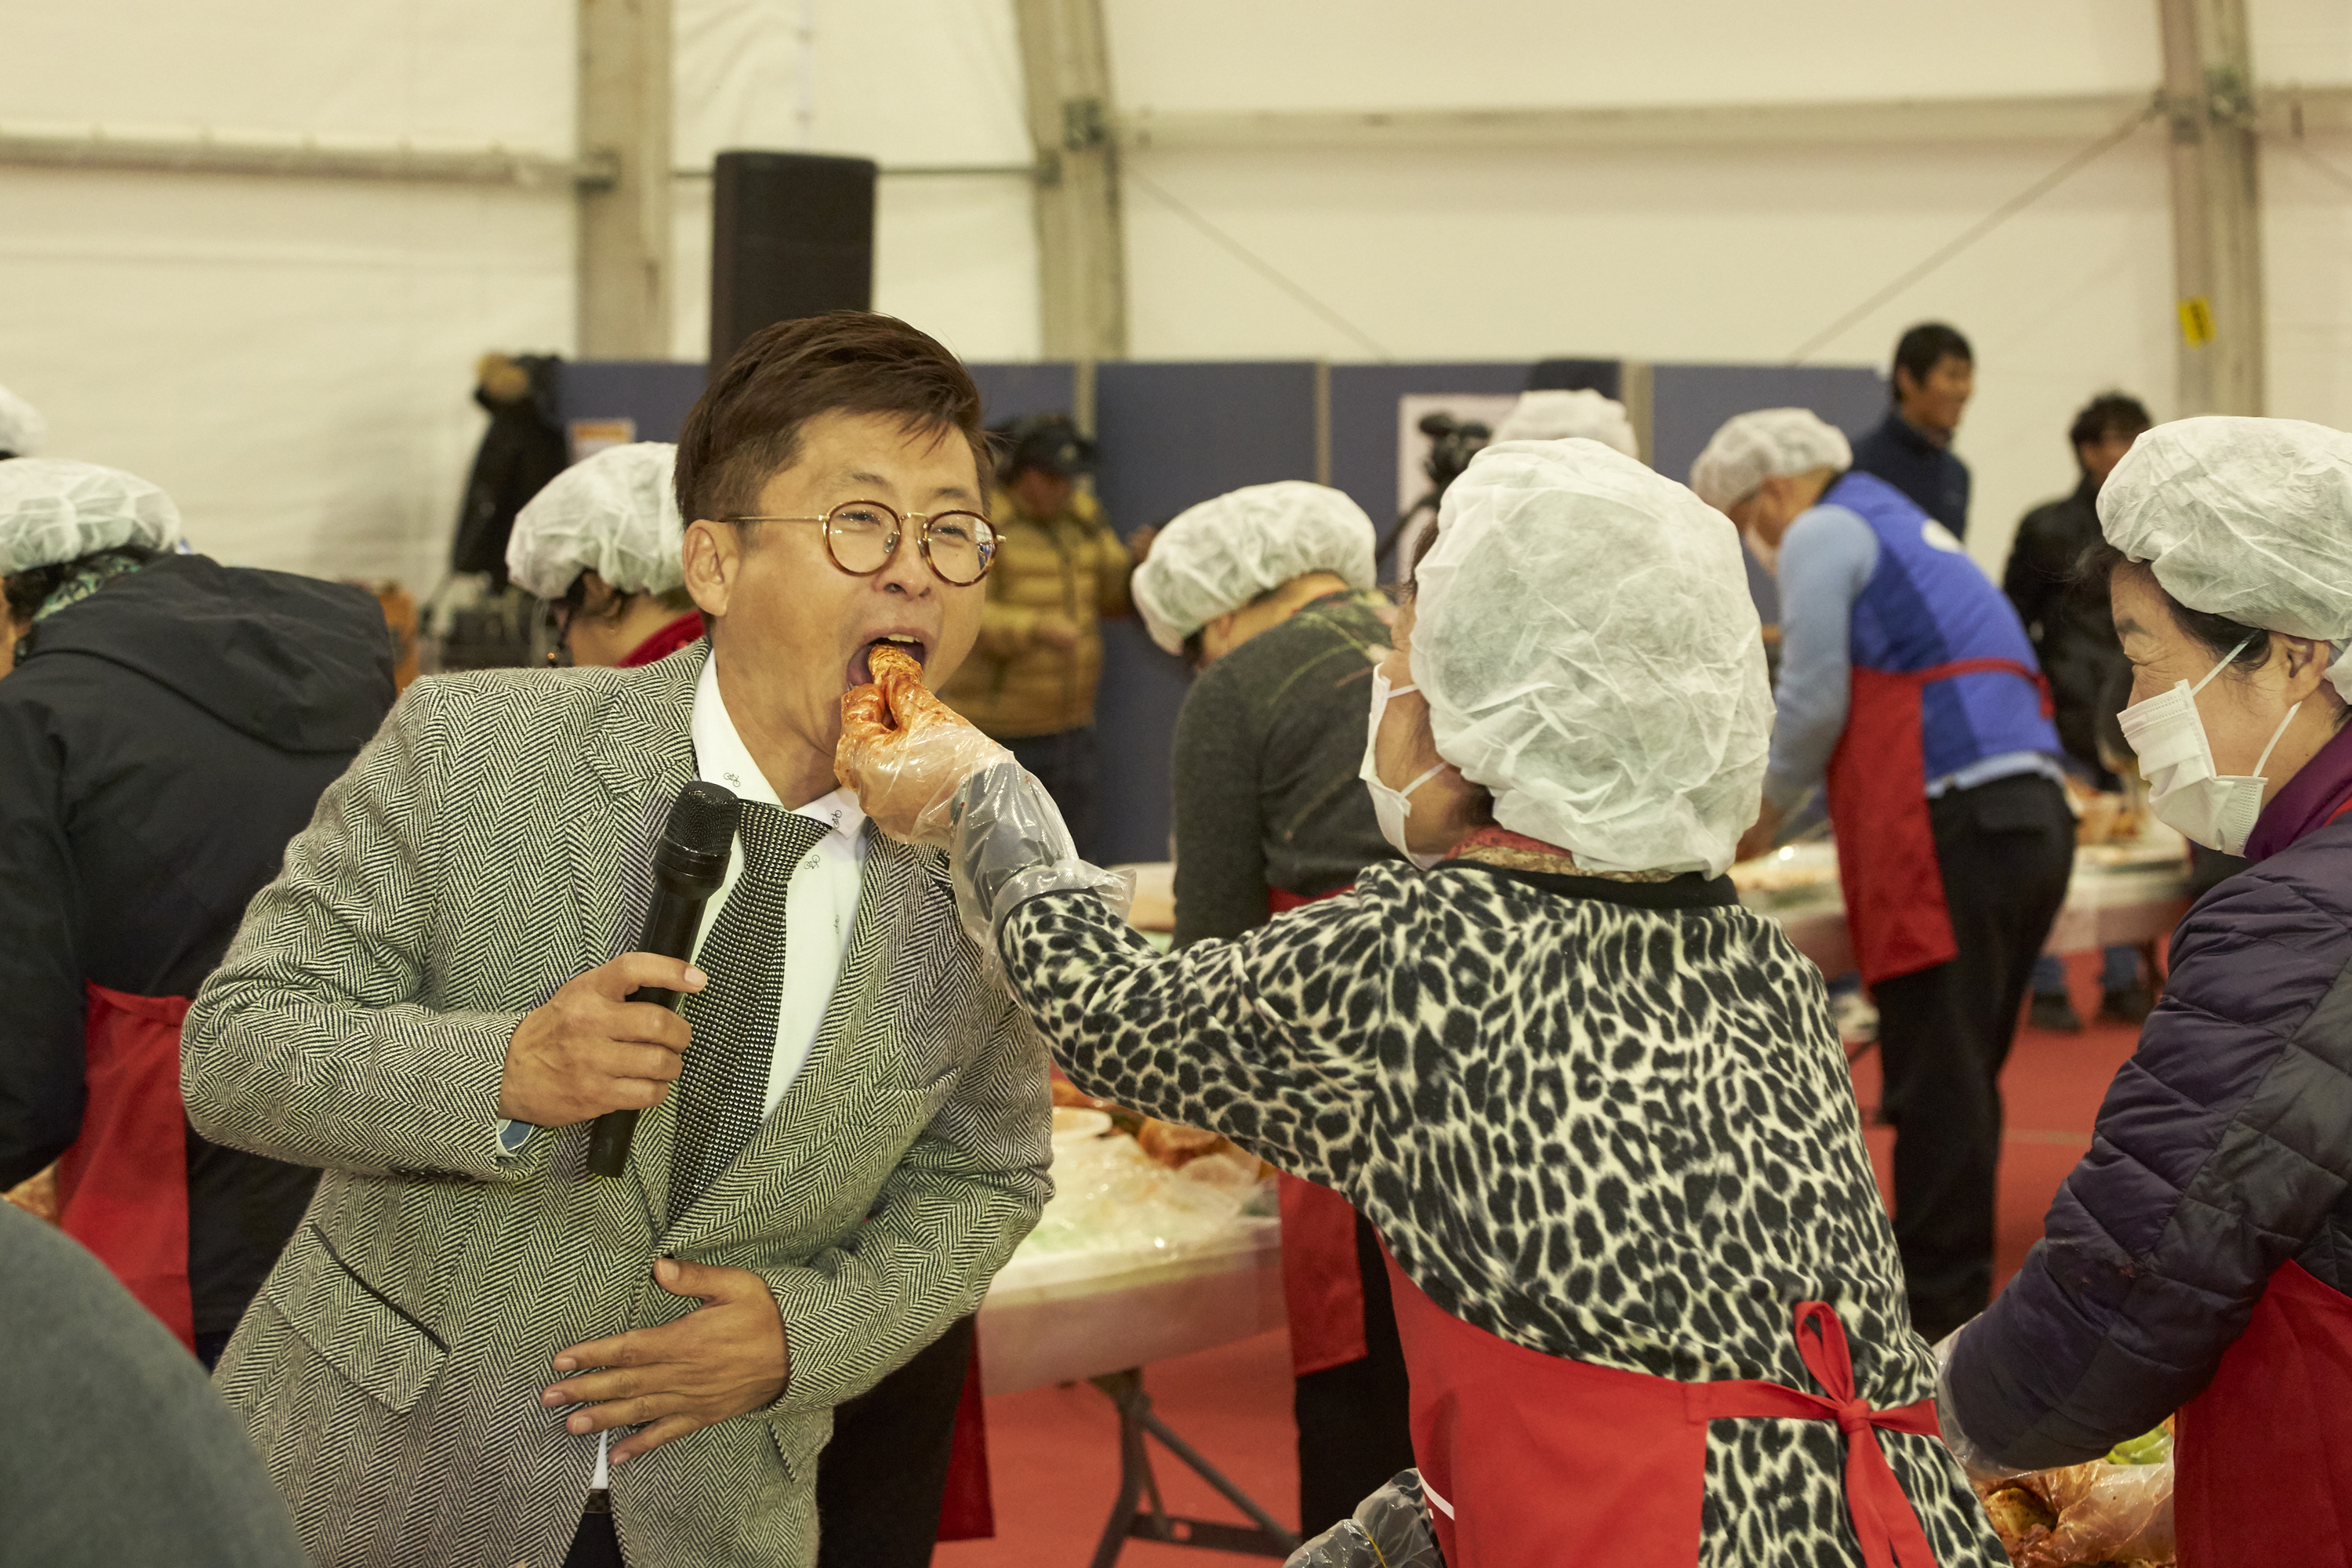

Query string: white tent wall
[4,2,2350,592]
[0,1,577,593]
[1109,0,2352,579]
[670,0,1039,365]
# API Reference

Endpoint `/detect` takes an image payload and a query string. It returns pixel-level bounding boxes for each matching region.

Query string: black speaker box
[709,151,878,370]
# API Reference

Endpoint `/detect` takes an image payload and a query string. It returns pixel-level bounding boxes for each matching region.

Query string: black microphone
[587,780,742,1179]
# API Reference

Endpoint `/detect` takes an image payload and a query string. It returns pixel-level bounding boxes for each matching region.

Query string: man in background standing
[1850,321,1976,540]
[2005,392,2158,1030]
[938,413,1133,859]
[1132,481,1415,1539]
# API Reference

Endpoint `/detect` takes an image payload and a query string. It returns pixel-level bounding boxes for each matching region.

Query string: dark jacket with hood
[0,554,394,1338]
[2003,475,2130,787]
[1945,719,2352,1468]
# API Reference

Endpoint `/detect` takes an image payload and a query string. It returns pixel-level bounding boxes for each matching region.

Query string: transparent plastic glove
[835,644,1016,846]
[945,761,1132,954]
[1932,1319,2029,1483]
[1283,1471,1441,1567]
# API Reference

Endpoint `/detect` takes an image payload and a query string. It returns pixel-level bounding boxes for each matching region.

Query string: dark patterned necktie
[670,800,830,1219]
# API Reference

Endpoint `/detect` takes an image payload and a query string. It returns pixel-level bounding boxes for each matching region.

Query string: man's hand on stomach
[497,953,707,1127]
[543,1258,791,1463]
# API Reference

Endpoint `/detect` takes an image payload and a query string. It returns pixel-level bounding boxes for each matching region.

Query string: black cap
[995,413,1096,481]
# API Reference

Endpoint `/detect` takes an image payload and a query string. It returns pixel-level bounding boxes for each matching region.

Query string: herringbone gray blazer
[183,644,1051,1568]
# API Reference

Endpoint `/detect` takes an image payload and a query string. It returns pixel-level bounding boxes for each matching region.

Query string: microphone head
[655,780,741,892]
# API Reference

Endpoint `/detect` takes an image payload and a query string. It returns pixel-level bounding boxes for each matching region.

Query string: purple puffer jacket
[1945,805,2352,1468]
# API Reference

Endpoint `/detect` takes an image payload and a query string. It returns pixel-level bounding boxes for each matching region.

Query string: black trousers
[561,1316,975,1568]
[1871,774,2074,1344]
[815,1312,976,1568]
[1291,1214,1417,1541]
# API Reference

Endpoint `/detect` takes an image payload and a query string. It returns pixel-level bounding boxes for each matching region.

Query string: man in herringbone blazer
[183,314,1051,1568]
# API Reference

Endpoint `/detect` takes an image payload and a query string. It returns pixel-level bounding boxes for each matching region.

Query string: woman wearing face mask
[839,439,2007,1567]
[1936,417,2352,1565]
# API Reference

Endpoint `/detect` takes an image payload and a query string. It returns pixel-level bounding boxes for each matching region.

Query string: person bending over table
[1939,417,2352,1567]
[182,311,1051,1568]
[839,437,2005,1568]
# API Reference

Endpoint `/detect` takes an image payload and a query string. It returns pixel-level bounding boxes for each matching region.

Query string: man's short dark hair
[1891,322,1973,393]
[674,310,989,524]
[2068,391,2153,453]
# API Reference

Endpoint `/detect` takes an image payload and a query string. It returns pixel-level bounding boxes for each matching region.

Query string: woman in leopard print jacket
[842,441,2004,1566]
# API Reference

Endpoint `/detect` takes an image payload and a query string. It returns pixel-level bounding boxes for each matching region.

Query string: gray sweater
[1171,589,1401,948]
[2,1202,307,1566]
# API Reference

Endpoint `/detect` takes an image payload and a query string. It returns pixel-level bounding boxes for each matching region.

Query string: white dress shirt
[685,653,869,1114]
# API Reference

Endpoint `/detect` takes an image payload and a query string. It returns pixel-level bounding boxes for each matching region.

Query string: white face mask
[1742,524,1780,577]
[2118,633,2299,855]
[1361,666,1450,871]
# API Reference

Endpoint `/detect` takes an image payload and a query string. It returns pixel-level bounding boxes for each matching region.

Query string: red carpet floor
[939,951,2149,1566]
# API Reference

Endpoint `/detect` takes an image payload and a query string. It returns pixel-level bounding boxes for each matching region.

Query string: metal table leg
[1085,1368,1302,1567]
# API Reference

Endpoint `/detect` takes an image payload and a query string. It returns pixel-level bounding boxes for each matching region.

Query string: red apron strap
[2175,1260,2352,1568]
[1685,1303,1944,1568]
[55,982,196,1351]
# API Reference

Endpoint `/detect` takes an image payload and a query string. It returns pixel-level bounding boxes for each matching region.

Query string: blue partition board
[1648,363,1888,490]
[1327,362,1536,539]
[967,362,1078,427]
[553,361,710,444]
[1085,361,1322,865]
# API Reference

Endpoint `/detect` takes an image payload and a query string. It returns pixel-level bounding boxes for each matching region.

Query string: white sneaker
[1832,990,1879,1044]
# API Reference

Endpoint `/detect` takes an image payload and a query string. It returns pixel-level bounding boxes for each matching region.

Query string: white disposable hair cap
[505,441,685,601]
[2098,415,2352,701]
[1414,438,1773,877]
[1688,408,1853,511]
[1491,389,1640,460]
[0,458,183,575]
[0,383,45,458]
[1131,480,1377,655]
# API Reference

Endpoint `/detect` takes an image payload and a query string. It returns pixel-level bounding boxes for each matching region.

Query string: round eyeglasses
[723,500,998,586]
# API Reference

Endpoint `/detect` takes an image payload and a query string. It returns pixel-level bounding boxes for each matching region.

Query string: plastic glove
[835,644,1015,846]
[1931,1319,2029,1483]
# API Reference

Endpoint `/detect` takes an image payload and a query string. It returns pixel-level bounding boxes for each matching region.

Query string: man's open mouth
[849,633,927,688]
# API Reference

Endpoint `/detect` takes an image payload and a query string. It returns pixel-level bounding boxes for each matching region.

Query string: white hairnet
[1131,481,1377,654]
[0,383,45,458]
[2100,416,2352,702]
[0,459,183,575]
[505,441,685,601]
[1688,408,1853,510]
[1491,389,1639,459]
[1414,439,1773,877]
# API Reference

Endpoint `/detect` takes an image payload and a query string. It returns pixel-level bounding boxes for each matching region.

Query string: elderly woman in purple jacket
[1937,417,2352,1568]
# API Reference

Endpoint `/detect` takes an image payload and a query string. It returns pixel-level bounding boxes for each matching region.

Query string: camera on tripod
[1377,412,1492,568]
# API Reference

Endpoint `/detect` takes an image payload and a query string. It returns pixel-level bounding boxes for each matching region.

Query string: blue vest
[1828,471,2059,780]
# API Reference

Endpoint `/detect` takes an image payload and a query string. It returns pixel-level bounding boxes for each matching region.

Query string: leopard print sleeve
[999,880,1402,1187]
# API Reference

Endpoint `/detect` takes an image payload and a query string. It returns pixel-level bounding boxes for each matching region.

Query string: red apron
[1269,885,1371,1376]
[618,611,705,669]
[1385,1253,1942,1568]
[2173,1259,2352,1567]
[1824,659,2050,989]
[935,1329,995,1540]
[54,982,196,1351]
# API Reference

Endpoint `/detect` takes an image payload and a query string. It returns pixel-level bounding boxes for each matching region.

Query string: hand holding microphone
[497,953,707,1128]
[497,781,742,1177]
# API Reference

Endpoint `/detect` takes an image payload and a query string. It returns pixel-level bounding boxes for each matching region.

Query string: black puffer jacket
[0,554,394,1337]
[1945,821,2352,1466]
[2003,477,2129,787]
